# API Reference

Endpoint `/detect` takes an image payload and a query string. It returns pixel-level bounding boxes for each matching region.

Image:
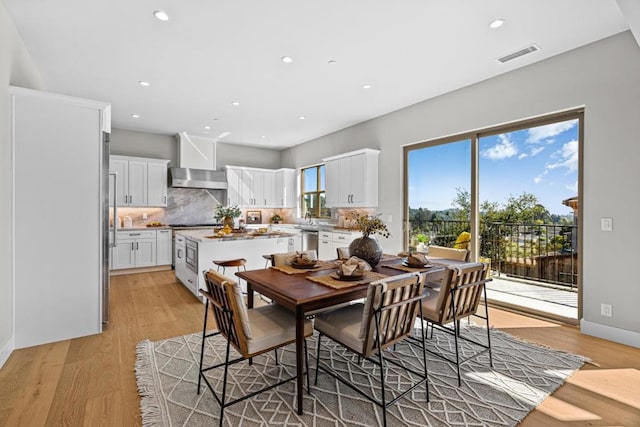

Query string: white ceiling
[6,0,629,149]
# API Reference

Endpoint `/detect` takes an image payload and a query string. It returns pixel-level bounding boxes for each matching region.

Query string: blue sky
[408,119,578,215]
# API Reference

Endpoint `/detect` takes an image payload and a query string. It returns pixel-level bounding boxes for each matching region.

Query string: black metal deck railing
[408,219,578,289]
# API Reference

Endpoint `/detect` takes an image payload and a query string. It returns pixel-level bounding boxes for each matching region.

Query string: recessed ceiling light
[131,114,140,118]
[489,18,505,29]
[138,81,150,87]
[281,56,293,63]
[261,135,266,139]
[328,60,337,65]
[362,84,372,89]
[231,101,240,106]
[153,10,169,21]
[204,126,211,130]
[299,116,306,120]
[213,118,219,121]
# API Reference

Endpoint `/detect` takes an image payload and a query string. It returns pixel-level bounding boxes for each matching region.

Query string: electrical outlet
[601,303,612,317]
[601,217,613,231]
[142,213,148,220]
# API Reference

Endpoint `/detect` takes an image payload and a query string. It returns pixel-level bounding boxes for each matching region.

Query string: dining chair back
[419,262,492,386]
[198,269,313,426]
[336,246,350,260]
[271,250,318,267]
[313,272,429,426]
[427,244,469,261]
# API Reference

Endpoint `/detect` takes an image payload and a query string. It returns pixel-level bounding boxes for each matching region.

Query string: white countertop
[176,229,294,243]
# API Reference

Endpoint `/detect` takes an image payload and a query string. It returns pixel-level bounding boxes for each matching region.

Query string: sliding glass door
[406,138,471,252]
[404,110,583,323]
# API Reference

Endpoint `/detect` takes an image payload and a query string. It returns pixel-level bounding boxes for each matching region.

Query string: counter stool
[213,258,247,275]
[262,254,272,268]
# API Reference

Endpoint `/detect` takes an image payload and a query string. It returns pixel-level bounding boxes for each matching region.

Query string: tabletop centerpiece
[348,214,390,267]
[214,204,241,229]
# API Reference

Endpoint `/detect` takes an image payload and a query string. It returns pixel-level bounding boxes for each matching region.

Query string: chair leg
[314,334,322,385]
[274,348,279,365]
[483,286,493,367]
[197,299,209,394]
[453,314,462,386]
[219,332,233,427]
[419,306,430,402]
[374,313,388,427]
[304,339,311,394]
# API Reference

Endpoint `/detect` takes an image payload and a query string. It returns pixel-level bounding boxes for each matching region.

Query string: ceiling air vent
[497,44,540,63]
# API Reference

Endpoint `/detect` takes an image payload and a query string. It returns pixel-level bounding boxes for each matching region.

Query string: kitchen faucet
[304,212,313,224]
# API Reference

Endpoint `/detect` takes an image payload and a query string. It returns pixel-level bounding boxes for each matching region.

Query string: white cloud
[547,139,578,173]
[527,120,577,144]
[566,181,578,193]
[481,134,518,160]
[533,170,548,184]
[518,153,528,159]
[530,146,545,157]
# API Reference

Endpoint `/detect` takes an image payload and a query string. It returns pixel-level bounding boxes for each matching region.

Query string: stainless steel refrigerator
[11,86,111,349]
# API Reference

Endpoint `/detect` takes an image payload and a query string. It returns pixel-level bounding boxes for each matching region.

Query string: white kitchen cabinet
[263,171,275,206]
[147,160,169,206]
[318,231,334,260]
[241,169,264,206]
[226,167,242,206]
[111,230,157,269]
[156,229,172,265]
[323,149,380,208]
[111,155,169,207]
[318,230,362,260]
[227,166,294,208]
[275,169,296,208]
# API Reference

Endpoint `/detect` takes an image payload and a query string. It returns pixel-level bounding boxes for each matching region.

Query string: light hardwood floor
[0,271,639,426]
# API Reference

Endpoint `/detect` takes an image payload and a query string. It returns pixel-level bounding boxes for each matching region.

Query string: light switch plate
[601,217,613,231]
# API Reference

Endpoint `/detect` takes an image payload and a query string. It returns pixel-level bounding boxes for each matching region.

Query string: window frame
[300,164,329,218]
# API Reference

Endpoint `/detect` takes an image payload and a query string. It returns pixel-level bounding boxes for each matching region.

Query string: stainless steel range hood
[170,167,228,189]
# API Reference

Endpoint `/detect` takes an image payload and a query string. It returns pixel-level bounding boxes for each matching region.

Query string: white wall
[282,31,640,347]
[0,0,45,366]
[110,128,282,170]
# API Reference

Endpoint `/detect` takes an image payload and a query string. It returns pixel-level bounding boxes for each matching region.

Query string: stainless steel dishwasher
[301,230,319,253]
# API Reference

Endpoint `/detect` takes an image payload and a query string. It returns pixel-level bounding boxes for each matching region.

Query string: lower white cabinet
[318,230,362,260]
[111,229,162,270]
[156,229,172,265]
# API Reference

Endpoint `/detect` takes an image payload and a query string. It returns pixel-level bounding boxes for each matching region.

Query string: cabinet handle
[124,195,127,203]
[130,233,141,236]
[131,242,134,250]
[136,242,139,250]
[264,199,266,205]
[164,196,167,204]
[129,195,132,203]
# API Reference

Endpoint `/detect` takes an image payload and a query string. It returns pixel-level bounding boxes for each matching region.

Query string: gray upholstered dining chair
[426,244,469,261]
[197,270,313,427]
[417,262,492,386]
[313,272,429,427]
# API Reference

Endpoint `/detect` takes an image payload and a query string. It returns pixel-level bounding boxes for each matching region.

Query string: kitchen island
[175,229,295,298]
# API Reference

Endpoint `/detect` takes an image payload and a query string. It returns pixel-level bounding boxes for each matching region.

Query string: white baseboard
[0,335,15,369]
[581,319,640,349]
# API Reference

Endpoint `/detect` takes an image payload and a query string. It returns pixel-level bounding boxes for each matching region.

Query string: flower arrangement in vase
[348,215,390,267]
[214,204,241,228]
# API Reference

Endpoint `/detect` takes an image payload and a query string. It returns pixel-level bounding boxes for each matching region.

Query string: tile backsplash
[113,187,297,227]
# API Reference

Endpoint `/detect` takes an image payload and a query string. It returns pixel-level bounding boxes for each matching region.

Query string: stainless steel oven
[185,238,198,273]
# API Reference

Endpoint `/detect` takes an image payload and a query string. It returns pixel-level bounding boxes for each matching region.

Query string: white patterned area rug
[135,326,588,427]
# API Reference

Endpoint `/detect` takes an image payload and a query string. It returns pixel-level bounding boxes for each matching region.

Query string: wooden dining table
[236,256,464,415]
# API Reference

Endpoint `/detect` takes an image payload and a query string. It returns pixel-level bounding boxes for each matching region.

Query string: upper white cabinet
[323,149,379,208]
[111,155,170,207]
[226,166,296,208]
[275,169,296,208]
[147,160,169,206]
